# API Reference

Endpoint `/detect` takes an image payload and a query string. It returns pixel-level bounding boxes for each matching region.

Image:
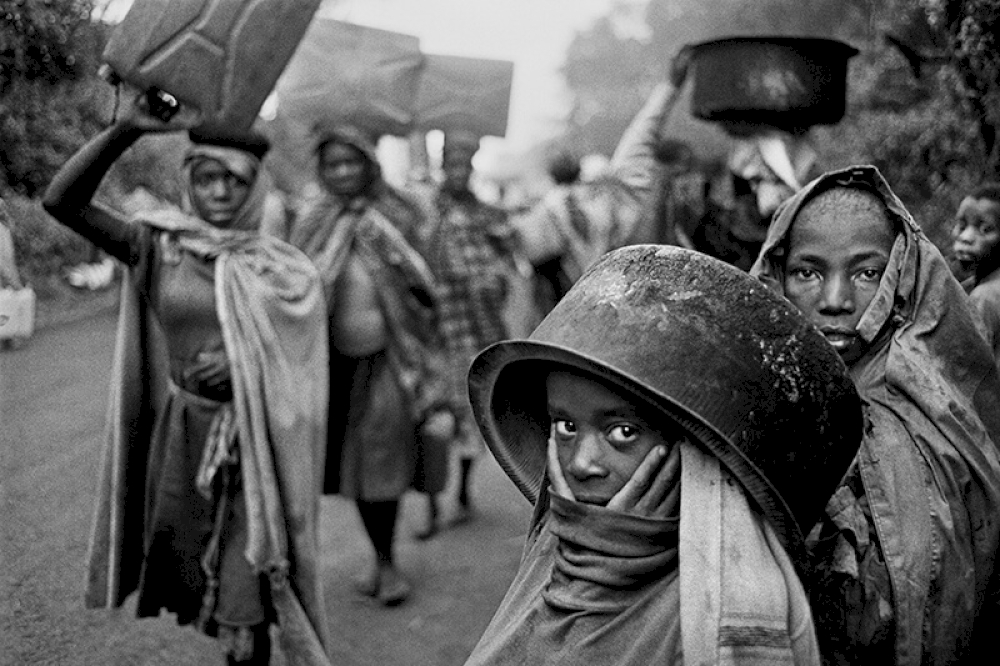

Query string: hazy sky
[99,0,629,154]
[319,0,626,152]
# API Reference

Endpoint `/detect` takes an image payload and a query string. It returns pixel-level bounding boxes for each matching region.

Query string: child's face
[782,188,895,366]
[546,369,676,506]
[951,196,1000,269]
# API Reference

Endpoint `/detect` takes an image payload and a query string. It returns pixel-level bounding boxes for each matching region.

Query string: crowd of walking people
[16,28,1000,666]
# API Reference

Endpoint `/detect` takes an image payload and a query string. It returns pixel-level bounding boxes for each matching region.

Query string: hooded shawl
[751,165,1000,664]
[291,127,451,498]
[464,436,818,666]
[289,160,449,430]
[182,142,289,239]
[84,208,333,666]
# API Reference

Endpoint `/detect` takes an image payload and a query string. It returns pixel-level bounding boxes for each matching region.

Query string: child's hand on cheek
[547,436,576,501]
[608,444,680,519]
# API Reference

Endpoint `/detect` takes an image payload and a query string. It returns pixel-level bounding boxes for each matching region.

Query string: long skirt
[324,349,448,499]
[134,383,270,633]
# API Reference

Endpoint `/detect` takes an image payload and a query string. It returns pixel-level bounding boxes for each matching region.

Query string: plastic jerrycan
[102,0,322,133]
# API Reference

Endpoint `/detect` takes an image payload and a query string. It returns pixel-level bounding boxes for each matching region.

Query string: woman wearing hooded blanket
[288,124,452,605]
[43,96,332,666]
[463,244,864,665]
[751,165,1000,664]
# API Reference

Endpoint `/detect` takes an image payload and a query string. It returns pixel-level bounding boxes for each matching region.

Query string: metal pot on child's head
[685,36,859,135]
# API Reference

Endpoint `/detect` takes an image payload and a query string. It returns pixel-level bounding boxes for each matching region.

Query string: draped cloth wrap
[464,439,818,666]
[84,208,333,666]
[679,441,818,666]
[290,189,449,426]
[751,165,1000,664]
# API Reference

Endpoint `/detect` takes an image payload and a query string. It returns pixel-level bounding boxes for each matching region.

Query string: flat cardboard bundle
[415,54,514,138]
[275,19,424,137]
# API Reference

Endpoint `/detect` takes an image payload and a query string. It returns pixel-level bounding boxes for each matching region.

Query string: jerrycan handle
[98,64,180,123]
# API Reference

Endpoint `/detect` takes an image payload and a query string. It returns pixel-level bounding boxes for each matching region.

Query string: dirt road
[0,310,532,666]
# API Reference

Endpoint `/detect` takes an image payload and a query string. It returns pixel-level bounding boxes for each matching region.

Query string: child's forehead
[543,365,677,421]
[958,195,1000,218]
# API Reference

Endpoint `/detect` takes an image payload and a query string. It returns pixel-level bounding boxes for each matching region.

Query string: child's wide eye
[607,423,640,446]
[552,419,576,438]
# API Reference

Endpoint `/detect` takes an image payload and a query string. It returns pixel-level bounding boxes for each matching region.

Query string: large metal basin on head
[687,36,859,134]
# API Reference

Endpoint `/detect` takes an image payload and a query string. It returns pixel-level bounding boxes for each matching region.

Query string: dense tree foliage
[561,14,655,156]
[0,0,95,87]
[560,0,1000,246]
[925,0,1000,178]
[0,0,109,196]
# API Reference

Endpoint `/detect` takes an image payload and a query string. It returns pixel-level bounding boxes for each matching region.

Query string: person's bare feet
[353,566,380,597]
[450,498,475,526]
[377,566,411,606]
[414,520,438,541]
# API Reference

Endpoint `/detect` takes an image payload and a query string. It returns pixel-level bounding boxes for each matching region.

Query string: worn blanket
[752,165,1000,664]
[290,190,451,497]
[679,442,818,666]
[464,440,818,666]
[85,209,332,666]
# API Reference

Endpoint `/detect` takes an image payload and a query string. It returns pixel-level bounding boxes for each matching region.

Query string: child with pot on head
[462,244,864,665]
[951,182,1000,366]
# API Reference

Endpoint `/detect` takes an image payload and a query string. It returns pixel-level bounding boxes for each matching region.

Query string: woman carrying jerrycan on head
[42,91,333,666]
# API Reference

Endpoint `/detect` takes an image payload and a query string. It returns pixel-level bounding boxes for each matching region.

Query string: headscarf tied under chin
[182,143,272,233]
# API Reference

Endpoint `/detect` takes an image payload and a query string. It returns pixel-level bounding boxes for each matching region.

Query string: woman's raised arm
[42,120,144,265]
[43,91,201,265]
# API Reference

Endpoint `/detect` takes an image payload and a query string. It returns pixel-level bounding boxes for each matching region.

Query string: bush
[2,192,91,286]
[0,76,113,196]
[0,0,109,195]
[813,45,982,252]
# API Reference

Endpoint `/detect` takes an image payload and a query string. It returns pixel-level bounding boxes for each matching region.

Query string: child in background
[951,182,1000,365]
